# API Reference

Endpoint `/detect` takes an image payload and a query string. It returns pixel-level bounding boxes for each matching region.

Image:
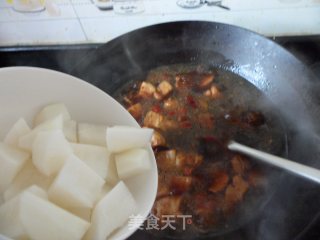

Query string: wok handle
[228,141,320,185]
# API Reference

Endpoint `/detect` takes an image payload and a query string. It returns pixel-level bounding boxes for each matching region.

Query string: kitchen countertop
[0,0,320,46]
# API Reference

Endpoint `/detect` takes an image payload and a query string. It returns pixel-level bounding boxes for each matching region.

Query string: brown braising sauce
[116,64,283,236]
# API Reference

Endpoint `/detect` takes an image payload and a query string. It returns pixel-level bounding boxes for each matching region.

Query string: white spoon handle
[228,141,320,184]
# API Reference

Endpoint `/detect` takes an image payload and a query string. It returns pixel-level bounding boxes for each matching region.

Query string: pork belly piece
[156,149,177,171]
[175,73,195,88]
[232,175,249,201]
[224,175,249,214]
[138,81,156,98]
[209,171,229,193]
[151,130,166,148]
[170,176,193,194]
[153,91,163,101]
[204,85,221,99]
[163,98,180,111]
[198,73,215,90]
[161,119,179,130]
[144,111,164,129]
[155,81,173,100]
[127,103,142,120]
[231,155,250,175]
[144,111,178,131]
[175,72,215,90]
[157,176,171,199]
[153,196,183,220]
[175,151,203,169]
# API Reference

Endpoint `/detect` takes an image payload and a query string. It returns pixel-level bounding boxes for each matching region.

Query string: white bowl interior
[0,67,158,240]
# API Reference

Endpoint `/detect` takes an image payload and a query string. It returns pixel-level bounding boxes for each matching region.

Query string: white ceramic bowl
[0,67,158,240]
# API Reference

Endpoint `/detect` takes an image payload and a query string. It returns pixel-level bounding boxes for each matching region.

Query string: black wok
[70,21,320,240]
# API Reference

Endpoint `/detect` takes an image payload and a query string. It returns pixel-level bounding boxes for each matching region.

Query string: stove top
[0,37,319,240]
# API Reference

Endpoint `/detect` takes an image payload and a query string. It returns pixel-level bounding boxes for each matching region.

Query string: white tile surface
[0,0,319,46]
[223,0,319,10]
[0,1,77,22]
[0,0,10,8]
[229,8,320,37]
[72,0,114,17]
[81,6,320,43]
[0,19,87,45]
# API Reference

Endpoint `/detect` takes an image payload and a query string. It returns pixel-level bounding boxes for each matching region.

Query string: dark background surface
[1,36,320,240]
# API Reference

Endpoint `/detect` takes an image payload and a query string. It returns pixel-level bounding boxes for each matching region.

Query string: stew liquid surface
[116,64,284,237]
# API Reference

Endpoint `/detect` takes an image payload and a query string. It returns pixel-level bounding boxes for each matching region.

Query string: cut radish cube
[63,120,77,143]
[68,207,92,222]
[78,123,107,146]
[4,118,31,147]
[20,193,90,240]
[84,181,137,240]
[0,193,27,239]
[4,162,54,202]
[71,143,111,180]
[22,192,89,240]
[32,129,72,176]
[48,155,105,209]
[23,185,48,200]
[106,126,153,153]
[0,189,90,240]
[97,183,113,201]
[0,143,29,193]
[105,155,119,185]
[18,115,63,152]
[115,148,151,179]
[33,103,71,126]
[0,187,49,239]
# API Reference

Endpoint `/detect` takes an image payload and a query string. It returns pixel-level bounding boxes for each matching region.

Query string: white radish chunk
[23,185,48,200]
[18,115,63,151]
[48,155,105,209]
[106,126,153,153]
[33,103,71,126]
[78,123,107,146]
[32,129,73,176]
[0,187,48,239]
[0,193,27,239]
[115,148,151,179]
[20,192,90,240]
[106,156,119,185]
[71,143,111,180]
[97,183,113,201]
[0,143,29,193]
[0,190,89,240]
[4,118,31,147]
[64,120,77,142]
[4,162,54,202]
[68,207,92,222]
[84,181,137,240]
